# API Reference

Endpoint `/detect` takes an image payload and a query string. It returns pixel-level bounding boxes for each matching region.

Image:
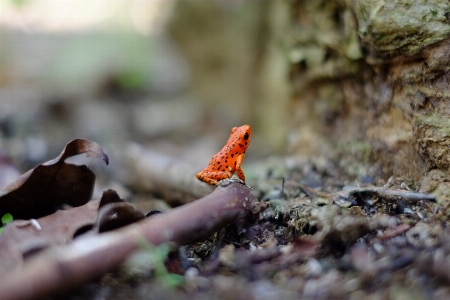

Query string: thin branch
[124,144,214,203]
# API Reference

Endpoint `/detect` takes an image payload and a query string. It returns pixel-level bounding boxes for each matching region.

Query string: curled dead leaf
[94,189,146,233]
[94,203,146,233]
[0,139,109,219]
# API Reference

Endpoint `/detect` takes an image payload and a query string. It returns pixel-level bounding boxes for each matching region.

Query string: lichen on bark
[356,0,450,58]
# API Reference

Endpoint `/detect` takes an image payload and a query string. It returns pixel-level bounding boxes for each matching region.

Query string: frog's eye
[244,132,249,140]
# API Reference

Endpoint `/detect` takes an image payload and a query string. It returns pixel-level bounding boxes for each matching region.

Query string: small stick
[348,187,436,204]
[0,183,256,300]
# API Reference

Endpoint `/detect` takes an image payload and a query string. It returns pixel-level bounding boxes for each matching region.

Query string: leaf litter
[0,141,449,299]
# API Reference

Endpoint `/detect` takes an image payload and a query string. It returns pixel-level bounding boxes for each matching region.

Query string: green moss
[356,0,450,55]
[414,113,450,136]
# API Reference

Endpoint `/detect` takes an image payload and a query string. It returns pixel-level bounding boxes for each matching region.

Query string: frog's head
[229,125,252,152]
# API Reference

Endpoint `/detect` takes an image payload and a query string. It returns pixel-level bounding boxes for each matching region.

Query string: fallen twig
[347,187,436,204]
[124,144,214,203]
[283,181,436,206]
[0,182,256,300]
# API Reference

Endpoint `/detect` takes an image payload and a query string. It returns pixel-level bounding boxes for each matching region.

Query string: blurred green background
[0,0,290,177]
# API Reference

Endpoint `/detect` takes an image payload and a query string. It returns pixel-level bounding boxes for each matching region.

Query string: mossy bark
[289,0,450,194]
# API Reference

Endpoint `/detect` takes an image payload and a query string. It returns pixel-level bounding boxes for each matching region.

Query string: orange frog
[196,125,252,186]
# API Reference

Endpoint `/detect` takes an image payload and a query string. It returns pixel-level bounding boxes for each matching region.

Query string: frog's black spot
[232,144,235,147]
[239,144,243,148]
[231,154,234,158]
[244,133,249,140]
[225,160,228,163]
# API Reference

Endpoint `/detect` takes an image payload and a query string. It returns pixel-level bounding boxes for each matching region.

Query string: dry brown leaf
[0,189,142,274]
[0,198,101,274]
[0,139,109,219]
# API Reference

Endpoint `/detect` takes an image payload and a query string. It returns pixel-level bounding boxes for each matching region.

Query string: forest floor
[0,132,448,300]
[64,155,449,300]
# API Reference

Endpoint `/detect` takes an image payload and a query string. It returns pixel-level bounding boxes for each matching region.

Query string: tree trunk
[288,0,450,200]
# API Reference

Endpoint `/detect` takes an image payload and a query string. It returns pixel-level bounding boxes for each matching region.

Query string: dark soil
[67,159,447,300]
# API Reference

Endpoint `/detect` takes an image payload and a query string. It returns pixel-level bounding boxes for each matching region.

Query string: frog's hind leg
[198,170,232,186]
[235,153,246,182]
